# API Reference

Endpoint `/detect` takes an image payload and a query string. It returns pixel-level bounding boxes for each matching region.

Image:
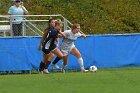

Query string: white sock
[78,57,85,70]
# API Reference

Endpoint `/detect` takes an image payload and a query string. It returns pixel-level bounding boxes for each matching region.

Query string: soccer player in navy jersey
[38,19,66,74]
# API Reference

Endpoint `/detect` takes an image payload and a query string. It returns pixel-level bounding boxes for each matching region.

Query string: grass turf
[0,69,140,93]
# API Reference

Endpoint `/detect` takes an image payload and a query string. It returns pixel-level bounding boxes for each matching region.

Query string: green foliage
[1,0,140,34]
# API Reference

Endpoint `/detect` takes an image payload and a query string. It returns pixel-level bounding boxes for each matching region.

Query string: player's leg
[48,52,54,61]
[39,46,54,74]
[53,48,63,58]
[42,45,56,73]
[51,56,61,69]
[39,53,49,73]
[51,48,64,69]
[61,55,68,73]
[44,53,54,73]
[46,53,54,68]
[52,48,67,68]
[70,47,88,72]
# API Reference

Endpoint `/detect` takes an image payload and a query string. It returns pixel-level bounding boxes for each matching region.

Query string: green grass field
[0,68,140,93]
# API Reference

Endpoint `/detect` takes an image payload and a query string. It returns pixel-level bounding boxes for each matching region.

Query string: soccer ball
[89,65,97,72]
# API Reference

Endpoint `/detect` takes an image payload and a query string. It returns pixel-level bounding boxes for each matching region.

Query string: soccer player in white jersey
[52,23,88,73]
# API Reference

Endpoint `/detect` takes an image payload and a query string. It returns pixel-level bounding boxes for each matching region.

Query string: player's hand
[63,34,66,38]
[58,31,66,38]
[58,34,62,37]
[82,34,87,38]
[38,45,42,50]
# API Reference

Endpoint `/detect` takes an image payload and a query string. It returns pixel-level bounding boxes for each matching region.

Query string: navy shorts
[42,44,56,55]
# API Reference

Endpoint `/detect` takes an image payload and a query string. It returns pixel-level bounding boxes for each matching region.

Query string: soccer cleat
[52,63,60,69]
[43,69,50,74]
[81,69,89,73]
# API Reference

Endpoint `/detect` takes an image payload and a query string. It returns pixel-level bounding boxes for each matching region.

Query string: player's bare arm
[38,30,48,50]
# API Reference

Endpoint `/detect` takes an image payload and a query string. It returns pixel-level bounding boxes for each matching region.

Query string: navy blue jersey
[42,27,59,50]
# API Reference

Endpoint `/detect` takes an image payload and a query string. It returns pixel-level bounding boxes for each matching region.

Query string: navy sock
[52,57,62,64]
[45,61,51,69]
[39,61,45,71]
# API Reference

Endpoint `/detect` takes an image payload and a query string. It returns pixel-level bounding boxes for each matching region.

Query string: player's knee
[76,53,81,58]
[48,53,54,61]
[57,53,63,58]
[59,54,63,58]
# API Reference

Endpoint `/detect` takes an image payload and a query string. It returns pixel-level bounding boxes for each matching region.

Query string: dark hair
[15,0,21,2]
[48,18,54,24]
[44,18,54,31]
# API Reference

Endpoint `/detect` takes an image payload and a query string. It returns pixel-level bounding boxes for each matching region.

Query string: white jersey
[60,30,82,56]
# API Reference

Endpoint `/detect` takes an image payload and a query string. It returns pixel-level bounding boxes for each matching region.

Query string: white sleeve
[76,32,82,37]
[63,30,70,36]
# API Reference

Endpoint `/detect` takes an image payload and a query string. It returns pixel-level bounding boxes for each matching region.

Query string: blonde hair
[55,19,62,26]
[72,24,80,30]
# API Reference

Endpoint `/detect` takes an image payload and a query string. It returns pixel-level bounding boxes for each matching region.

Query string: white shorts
[61,44,75,56]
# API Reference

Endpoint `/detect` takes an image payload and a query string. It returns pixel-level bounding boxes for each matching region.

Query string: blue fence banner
[0,34,140,71]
